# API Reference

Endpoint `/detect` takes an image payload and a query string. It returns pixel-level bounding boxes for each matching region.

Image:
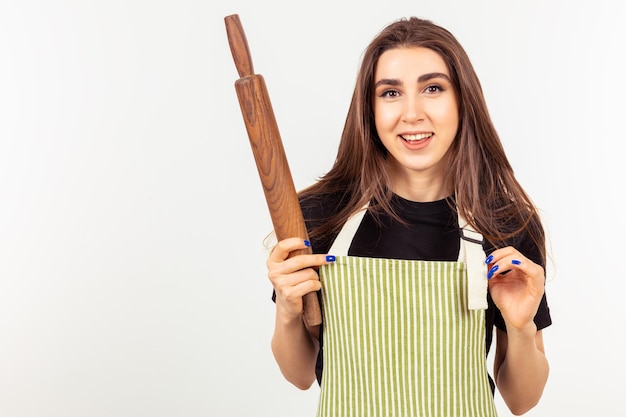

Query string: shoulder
[300,192,347,226]
[299,191,349,254]
[483,230,543,269]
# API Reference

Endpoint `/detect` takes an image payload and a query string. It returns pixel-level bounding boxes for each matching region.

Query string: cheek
[431,99,459,128]
[374,104,399,132]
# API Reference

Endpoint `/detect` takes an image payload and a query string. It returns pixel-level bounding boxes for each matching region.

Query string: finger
[487,253,542,282]
[487,258,522,279]
[269,237,312,262]
[486,247,527,280]
[269,253,336,279]
[485,246,520,265]
[271,265,319,287]
[278,270,323,298]
[272,269,323,315]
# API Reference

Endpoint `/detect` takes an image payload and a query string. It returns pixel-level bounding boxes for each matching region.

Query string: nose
[402,95,424,123]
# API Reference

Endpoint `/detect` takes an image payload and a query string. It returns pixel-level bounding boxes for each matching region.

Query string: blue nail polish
[512,259,521,265]
[487,264,499,279]
[326,255,336,262]
[485,255,493,264]
[304,240,311,247]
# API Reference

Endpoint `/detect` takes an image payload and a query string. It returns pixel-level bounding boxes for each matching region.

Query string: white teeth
[401,133,433,141]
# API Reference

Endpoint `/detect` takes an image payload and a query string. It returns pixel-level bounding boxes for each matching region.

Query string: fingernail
[487,265,499,279]
[304,240,311,247]
[325,255,336,262]
[485,255,493,264]
[512,259,521,265]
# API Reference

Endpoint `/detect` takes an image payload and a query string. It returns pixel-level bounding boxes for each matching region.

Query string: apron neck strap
[328,203,489,310]
[458,213,488,310]
[328,206,368,256]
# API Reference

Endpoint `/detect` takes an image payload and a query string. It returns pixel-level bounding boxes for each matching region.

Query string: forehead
[375,46,449,78]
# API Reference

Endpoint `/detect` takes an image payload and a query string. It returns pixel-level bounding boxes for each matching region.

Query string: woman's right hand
[267,237,335,321]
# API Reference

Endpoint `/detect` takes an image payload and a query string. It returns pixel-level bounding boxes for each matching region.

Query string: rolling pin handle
[224,14,255,78]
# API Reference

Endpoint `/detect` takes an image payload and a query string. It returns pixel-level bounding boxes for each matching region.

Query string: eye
[424,84,444,94]
[379,89,400,98]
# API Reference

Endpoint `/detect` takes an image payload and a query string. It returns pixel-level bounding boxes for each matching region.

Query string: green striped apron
[317,208,497,417]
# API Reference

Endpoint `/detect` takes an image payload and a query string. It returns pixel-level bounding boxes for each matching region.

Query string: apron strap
[328,206,368,256]
[328,204,488,310]
[458,216,488,310]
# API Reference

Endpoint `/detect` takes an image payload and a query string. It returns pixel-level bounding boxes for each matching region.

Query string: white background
[1,0,624,416]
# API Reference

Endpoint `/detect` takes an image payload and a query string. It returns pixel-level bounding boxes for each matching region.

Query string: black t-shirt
[278,193,552,389]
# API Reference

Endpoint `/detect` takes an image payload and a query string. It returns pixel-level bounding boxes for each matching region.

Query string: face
[373,46,459,191]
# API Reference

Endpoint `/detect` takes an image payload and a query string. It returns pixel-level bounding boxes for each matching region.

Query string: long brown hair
[299,16,545,261]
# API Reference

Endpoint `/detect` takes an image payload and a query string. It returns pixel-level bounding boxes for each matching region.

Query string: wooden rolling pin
[224,14,322,326]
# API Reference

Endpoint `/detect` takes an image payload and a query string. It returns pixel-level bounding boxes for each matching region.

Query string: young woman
[267,16,551,416]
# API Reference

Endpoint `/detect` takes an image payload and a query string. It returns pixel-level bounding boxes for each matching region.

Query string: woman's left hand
[486,246,545,331]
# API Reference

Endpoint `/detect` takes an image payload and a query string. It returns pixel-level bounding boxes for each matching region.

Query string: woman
[267,16,551,416]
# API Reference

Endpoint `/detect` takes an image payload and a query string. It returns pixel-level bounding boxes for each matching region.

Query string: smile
[400,133,433,142]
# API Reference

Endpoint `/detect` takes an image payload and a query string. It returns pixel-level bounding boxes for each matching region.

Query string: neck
[390,176,451,202]
[388,164,451,203]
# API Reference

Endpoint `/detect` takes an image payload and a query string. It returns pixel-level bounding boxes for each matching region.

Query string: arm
[267,237,332,389]
[487,246,550,415]
[494,328,548,415]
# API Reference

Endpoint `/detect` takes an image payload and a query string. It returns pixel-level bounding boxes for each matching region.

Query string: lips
[400,132,433,144]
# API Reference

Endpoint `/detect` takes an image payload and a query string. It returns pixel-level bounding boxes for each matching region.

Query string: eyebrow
[374,72,452,88]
